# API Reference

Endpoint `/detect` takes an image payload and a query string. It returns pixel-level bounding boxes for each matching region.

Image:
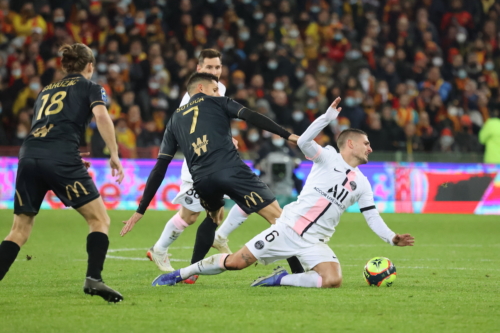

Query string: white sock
[280,271,323,288]
[216,205,249,239]
[179,253,229,279]
[153,213,189,253]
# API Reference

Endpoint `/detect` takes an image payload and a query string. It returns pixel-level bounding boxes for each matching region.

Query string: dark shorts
[193,165,276,215]
[14,158,100,215]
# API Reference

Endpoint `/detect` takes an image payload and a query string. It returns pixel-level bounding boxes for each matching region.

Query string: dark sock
[286,256,305,274]
[0,240,21,281]
[86,232,109,280]
[191,216,217,264]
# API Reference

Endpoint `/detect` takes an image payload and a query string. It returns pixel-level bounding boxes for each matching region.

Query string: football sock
[0,240,21,281]
[180,253,229,279]
[216,205,248,239]
[190,215,217,264]
[154,213,189,253]
[280,271,323,288]
[86,232,109,281]
[286,256,305,273]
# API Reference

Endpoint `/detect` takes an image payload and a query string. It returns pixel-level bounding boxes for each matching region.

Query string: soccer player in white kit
[152,97,415,288]
[146,49,249,277]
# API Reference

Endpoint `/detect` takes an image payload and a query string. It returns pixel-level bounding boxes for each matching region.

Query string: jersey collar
[190,92,206,100]
[64,73,84,79]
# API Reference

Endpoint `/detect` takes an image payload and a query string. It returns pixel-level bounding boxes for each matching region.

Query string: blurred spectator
[0,0,497,161]
[479,110,500,163]
[115,118,136,158]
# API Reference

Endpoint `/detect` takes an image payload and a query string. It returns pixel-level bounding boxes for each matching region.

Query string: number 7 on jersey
[183,106,199,134]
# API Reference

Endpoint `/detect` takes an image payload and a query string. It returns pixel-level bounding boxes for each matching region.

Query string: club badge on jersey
[101,87,108,104]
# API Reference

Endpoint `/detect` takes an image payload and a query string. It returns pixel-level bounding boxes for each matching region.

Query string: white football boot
[212,235,232,254]
[146,247,174,272]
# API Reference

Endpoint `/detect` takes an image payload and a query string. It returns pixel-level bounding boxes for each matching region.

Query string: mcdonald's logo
[66,182,89,200]
[244,192,264,207]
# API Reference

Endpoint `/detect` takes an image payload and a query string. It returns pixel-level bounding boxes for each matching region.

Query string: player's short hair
[198,49,222,64]
[186,72,219,94]
[337,128,368,149]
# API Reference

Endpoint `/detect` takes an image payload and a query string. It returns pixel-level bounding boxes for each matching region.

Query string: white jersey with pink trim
[279,146,375,244]
[179,82,227,183]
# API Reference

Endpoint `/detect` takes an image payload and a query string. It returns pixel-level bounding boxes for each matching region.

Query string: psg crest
[255,240,264,250]
[349,181,357,191]
[185,197,193,204]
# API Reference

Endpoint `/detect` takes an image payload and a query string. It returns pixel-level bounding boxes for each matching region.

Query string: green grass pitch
[0,209,498,333]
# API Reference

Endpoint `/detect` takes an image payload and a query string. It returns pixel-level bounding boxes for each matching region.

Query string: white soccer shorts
[246,222,339,271]
[171,180,205,213]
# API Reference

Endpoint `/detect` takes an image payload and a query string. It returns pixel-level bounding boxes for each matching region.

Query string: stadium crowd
[0,0,500,159]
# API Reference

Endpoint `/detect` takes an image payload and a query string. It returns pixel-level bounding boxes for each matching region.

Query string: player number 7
[183,106,199,134]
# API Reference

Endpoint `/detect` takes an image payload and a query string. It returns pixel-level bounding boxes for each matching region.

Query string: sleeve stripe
[236,107,245,118]
[158,153,173,157]
[360,205,376,212]
[305,147,322,161]
[90,101,104,107]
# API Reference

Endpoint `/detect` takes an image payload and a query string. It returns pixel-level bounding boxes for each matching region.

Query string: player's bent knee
[322,277,342,288]
[179,207,200,225]
[223,255,245,271]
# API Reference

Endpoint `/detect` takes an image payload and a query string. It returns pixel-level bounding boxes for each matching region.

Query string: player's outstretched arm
[92,105,124,184]
[297,97,342,160]
[120,158,172,236]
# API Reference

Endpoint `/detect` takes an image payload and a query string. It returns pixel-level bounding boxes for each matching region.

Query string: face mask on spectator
[456,32,467,44]
[115,26,126,34]
[457,69,467,79]
[136,18,145,25]
[91,49,98,58]
[253,12,263,20]
[239,32,250,41]
[310,6,321,13]
[448,106,459,116]
[432,57,443,67]
[223,43,234,51]
[345,97,357,107]
[339,125,349,132]
[231,128,240,136]
[289,30,300,38]
[440,135,454,148]
[207,0,216,3]
[385,48,395,58]
[97,63,108,73]
[361,44,372,53]
[333,32,343,41]
[347,50,361,60]
[267,61,278,70]
[119,62,128,71]
[54,17,65,23]
[485,62,494,71]
[194,50,201,58]
[264,41,276,52]
[318,65,328,74]
[296,70,305,79]
[273,81,285,90]
[236,82,245,89]
[307,90,318,97]
[30,82,40,91]
[243,0,252,4]
[248,133,259,142]
[153,64,163,72]
[292,111,304,122]
[149,81,160,90]
[17,131,27,139]
[378,87,388,94]
[272,138,285,147]
[12,69,21,77]
[307,101,317,109]
[359,71,370,80]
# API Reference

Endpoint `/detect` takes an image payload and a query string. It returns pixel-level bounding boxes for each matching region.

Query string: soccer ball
[364,257,397,287]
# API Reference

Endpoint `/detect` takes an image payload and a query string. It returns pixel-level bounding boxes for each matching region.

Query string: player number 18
[36,91,67,120]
